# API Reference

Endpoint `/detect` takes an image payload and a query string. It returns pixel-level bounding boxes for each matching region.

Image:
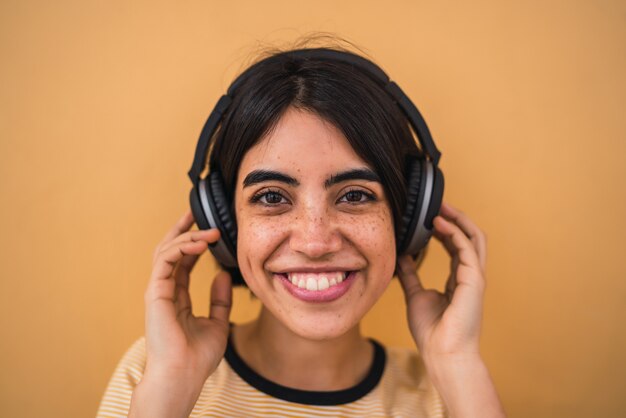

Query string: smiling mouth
[275,271,353,291]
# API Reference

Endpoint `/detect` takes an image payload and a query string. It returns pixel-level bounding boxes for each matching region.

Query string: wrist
[423,351,483,387]
[423,353,506,418]
[129,372,204,418]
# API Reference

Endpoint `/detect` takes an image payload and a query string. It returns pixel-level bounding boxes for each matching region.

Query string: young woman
[98,45,506,417]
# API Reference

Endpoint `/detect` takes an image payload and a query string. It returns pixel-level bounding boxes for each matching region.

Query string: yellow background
[1,1,625,417]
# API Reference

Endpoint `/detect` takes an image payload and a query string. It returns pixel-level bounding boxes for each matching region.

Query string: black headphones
[188,48,444,285]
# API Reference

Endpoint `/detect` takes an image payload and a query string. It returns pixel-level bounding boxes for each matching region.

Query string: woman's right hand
[130,211,232,417]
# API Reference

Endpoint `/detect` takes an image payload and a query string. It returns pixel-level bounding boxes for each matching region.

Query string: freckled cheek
[340,209,396,284]
[237,216,290,269]
[342,210,395,253]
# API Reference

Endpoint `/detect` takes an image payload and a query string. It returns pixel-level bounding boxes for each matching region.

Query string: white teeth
[284,271,350,291]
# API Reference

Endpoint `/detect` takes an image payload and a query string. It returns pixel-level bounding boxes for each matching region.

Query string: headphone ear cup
[190,173,239,275]
[207,171,238,255]
[397,158,424,254]
[205,173,247,286]
[396,159,423,254]
[190,171,247,286]
[190,186,210,231]
[398,158,444,257]
[424,165,444,231]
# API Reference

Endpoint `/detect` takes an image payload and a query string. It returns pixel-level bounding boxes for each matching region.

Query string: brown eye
[264,192,284,204]
[346,191,364,202]
[250,189,288,205]
[339,189,375,203]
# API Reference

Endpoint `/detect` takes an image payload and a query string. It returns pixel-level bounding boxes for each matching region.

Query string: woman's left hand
[397,201,488,361]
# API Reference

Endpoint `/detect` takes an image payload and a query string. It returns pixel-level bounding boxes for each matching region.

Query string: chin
[281,314,360,341]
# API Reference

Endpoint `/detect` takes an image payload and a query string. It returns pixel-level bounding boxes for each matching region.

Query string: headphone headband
[188,48,441,186]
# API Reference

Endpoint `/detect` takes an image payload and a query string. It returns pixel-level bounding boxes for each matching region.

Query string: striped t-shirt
[97,335,448,417]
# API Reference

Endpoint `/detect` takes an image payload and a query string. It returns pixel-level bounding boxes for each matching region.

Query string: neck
[232,307,373,391]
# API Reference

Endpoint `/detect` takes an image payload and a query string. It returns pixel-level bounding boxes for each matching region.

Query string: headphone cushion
[208,171,238,254]
[397,158,424,254]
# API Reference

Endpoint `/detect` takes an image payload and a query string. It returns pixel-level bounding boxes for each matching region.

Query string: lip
[273,266,357,274]
[274,271,357,303]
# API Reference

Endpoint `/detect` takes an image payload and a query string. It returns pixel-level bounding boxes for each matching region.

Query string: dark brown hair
[208,45,423,237]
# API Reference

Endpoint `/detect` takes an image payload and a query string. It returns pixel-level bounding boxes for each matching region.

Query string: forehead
[238,108,370,179]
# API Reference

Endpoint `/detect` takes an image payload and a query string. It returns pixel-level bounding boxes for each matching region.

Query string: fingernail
[433,216,448,228]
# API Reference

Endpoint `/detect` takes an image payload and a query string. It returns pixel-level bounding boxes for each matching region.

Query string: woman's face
[234,107,396,340]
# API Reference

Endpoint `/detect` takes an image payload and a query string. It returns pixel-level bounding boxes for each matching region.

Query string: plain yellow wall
[1,1,625,417]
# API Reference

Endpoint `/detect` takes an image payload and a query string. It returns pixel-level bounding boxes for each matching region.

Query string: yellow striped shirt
[97,336,448,417]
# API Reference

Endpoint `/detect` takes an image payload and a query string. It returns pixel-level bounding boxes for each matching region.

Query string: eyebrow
[324,168,381,188]
[242,168,381,188]
[243,170,299,188]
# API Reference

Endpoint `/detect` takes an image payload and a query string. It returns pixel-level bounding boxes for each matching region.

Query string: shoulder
[379,345,449,417]
[112,335,147,385]
[96,336,146,417]
[385,345,431,388]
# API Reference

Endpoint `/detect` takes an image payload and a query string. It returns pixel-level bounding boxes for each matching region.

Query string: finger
[155,228,220,268]
[433,217,487,325]
[440,202,487,272]
[433,221,461,302]
[166,230,221,309]
[209,271,232,324]
[150,240,208,285]
[174,280,193,319]
[444,261,458,303]
[153,211,195,264]
[173,253,201,290]
[440,202,486,262]
[433,223,460,262]
[396,254,424,299]
[432,216,483,288]
[172,252,202,306]
[144,274,177,307]
[172,233,213,291]
[413,245,429,269]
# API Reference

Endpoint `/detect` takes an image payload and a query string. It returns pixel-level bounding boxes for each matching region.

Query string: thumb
[209,271,232,324]
[396,254,424,299]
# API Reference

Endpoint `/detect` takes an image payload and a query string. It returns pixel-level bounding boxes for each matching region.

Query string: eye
[250,189,289,205]
[338,189,376,204]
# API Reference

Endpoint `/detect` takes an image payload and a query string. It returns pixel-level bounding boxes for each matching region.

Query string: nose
[289,202,342,259]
